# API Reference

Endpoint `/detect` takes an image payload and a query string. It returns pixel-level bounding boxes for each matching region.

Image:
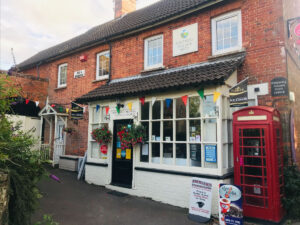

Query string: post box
[232,106,284,223]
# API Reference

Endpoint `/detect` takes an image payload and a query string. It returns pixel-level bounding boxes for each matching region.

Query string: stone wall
[0,172,9,225]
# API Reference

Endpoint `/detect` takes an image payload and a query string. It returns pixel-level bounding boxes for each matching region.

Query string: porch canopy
[76,52,246,103]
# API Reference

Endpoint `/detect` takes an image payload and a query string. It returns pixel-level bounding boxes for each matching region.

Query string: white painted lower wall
[85,164,232,216]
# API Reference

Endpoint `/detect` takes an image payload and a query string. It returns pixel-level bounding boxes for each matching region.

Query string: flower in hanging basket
[63,127,74,134]
[92,126,112,144]
[117,124,147,149]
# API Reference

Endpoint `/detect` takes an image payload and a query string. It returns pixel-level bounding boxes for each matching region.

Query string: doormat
[107,191,128,197]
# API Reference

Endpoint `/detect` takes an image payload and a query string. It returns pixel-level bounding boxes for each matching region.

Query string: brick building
[17,0,299,219]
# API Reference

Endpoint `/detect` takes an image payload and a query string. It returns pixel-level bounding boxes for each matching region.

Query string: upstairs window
[144,34,163,70]
[96,51,110,80]
[57,63,67,88]
[212,10,242,55]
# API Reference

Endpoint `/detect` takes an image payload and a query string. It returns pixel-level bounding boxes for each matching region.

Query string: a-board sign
[271,77,288,97]
[229,78,248,107]
[219,184,243,225]
[189,178,212,223]
[71,102,84,119]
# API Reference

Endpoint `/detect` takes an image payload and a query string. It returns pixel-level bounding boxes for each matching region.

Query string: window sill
[209,48,246,60]
[141,66,166,74]
[55,86,67,91]
[92,76,109,83]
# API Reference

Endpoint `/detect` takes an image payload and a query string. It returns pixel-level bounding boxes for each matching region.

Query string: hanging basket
[117,124,147,149]
[91,126,112,144]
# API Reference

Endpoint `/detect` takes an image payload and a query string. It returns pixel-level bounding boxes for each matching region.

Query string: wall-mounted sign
[100,144,108,155]
[74,70,85,78]
[205,145,217,163]
[287,17,300,67]
[230,78,248,107]
[110,108,137,118]
[219,184,243,225]
[173,23,198,57]
[271,77,288,97]
[189,178,212,223]
[71,102,84,119]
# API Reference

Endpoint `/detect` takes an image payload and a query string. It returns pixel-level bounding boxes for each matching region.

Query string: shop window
[211,10,242,55]
[139,95,231,170]
[57,63,67,88]
[144,34,163,70]
[89,105,109,160]
[96,51,110,81]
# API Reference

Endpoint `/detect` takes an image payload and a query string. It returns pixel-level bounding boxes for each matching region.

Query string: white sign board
[173,23,198,56]
[189,177,212,223]
[74,70,85,78]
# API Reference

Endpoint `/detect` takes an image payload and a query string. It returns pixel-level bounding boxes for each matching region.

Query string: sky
[0,0,161,70]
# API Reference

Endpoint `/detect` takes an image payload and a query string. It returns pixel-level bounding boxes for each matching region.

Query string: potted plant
[91,126,112,144]
[63,127,74,134]
[117,124,147,149]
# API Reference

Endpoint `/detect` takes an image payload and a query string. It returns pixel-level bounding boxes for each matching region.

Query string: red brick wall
[21,0,288,156]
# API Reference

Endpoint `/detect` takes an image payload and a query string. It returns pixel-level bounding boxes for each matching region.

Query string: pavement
[32,166,203,225]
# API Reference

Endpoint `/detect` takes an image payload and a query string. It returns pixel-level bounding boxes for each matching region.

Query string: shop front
[76,53,245,215]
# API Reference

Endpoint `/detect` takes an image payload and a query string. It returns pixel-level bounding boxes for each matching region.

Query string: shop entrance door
[234,126,273,219]
[111,120,133,188]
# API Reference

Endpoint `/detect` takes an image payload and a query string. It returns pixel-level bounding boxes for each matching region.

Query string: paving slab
[32,167,204,225]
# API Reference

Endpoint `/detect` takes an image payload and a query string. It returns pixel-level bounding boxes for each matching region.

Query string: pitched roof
[76,52,246,103]
[18,0,221,70]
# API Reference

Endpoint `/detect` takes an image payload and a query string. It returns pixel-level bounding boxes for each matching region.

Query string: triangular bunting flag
[166,98,172,108]
[66,108,69,113]
[51,104,55,108]
[96,104,100,112]
[35,101,39,107]
[116,106,120,114]
[197,89,205,100]
[25,99,30,104]
[105,106,110,115]
[181,95,188,106]
[83,107,86,113]
[58,106,63,113]
[213,92,221,103]
[127,102,132,111]
[139,97,145,105]
[152,97,156,106]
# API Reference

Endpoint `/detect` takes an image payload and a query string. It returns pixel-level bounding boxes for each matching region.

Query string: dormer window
[57,63,67,88]
[212,10,242,55]
[96,51,110,81]
[144,34,163,70]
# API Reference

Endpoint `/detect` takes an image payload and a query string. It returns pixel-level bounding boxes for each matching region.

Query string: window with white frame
[96,51,110,80]
[89,105,109,160]
[140,95,232,168]
[212,10,242,55]
[57,63,67,88]
[144,34,163,70]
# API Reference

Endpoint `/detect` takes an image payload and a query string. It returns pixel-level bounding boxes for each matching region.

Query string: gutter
[20,0,224,70]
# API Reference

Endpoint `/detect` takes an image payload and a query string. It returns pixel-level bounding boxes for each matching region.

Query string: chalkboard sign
[71,102,84,119]
[271,77,288,97]
[229,78,248,107]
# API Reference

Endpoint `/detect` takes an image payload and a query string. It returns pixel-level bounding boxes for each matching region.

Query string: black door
[111,120,133,188]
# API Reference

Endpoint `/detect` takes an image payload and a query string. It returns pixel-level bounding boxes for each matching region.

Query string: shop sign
[229,78,248,107]
[74,70,85,78]
[110,108,137,118]
[100,144,108,155]
[71,102,84,119]
[219,184,243,225]
[205,145,217,163]
[173,23,198,56]
[271,77,288,97]
[188,178,212,223]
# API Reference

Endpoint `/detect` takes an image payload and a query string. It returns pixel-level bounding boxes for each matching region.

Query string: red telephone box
[233,106,284,223]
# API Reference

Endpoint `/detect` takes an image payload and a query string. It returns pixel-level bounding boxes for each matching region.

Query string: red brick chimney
[114,0,136,18]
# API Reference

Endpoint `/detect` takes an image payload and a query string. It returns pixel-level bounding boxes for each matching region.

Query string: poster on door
[188,178,212,223]
[219,184,243,225]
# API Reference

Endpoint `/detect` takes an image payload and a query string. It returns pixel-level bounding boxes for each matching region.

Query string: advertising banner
[189,178,212,223]
[219,184,243,225]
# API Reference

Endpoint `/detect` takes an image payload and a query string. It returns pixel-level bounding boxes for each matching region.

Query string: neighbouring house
[15,0,300,218]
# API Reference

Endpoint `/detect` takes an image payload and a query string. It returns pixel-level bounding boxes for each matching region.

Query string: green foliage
[0,75,46,225]
[117,124,147,149]
[282,165,300,219]
[34,214,59,225]
[91,125,112,144]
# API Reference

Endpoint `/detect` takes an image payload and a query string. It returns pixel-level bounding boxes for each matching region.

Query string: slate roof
[76,52,246,103]
[17,0,220,70]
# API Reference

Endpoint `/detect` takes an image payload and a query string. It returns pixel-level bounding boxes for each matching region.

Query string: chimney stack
[114,0,136,18]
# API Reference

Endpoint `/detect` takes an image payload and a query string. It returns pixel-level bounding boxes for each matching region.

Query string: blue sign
[205,145,217,163]
[121,150,126,158]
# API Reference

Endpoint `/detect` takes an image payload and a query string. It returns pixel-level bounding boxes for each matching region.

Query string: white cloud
[0,0,160,70]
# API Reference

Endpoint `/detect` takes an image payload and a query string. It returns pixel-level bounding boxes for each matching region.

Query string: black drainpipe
[36,61,42,78]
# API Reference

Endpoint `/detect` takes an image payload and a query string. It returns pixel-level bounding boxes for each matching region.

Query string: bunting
[66,108,70,113]
[116,105,120,114]
[181,95,188,106]
[35,101,39,107]
[197,89,205,100]
[213,91,221,103]
[152,97,156,106]
[96,104,100,112]
[25,99,30,104]
[139,97,145,106]
[127,102,132,111]
[105,106,110,115]
[165,98,172,108]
